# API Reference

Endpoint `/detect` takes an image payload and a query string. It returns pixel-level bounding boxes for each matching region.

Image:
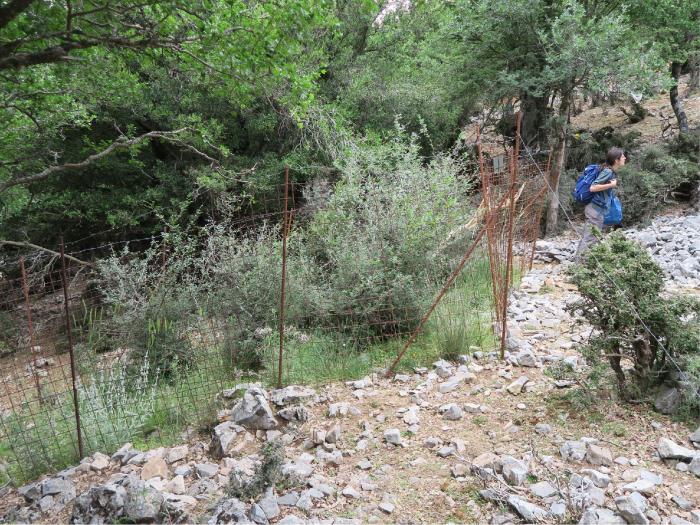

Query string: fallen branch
[0,240,94,267]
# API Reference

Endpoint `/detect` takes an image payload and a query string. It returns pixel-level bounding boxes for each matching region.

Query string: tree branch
[0,0,34,30]
[0,35,197,71]
[0,240,94,267]
[157,136,222,166]
[0,128,188,192]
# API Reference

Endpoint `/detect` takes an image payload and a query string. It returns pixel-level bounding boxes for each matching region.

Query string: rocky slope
[2,211,699,525]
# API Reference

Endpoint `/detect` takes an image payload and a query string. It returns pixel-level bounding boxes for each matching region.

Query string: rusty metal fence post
[59,236,84,459]
[277,167,290,388]
[499,112,522,359]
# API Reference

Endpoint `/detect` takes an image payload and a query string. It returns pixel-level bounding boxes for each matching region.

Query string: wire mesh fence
[0,119,549,484]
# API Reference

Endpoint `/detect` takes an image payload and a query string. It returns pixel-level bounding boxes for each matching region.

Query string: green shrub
[567,126,641,171]
[97,126,477,369]
[295,125,475,339]
[568,233,700,401]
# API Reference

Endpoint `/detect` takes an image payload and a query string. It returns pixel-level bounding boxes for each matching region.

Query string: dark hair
[605,147,625,167]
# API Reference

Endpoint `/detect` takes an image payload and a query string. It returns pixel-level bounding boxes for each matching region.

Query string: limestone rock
[560,440,587,462]
[165,475,186,495]
[654,385,682,415]
[71,482,127,524]
[91,452,111,471]
[690,426,700,444]
[231,387,278,430]
[439,373,473,394]
[501,456,528,486]
[507,495,547,522]
[196,463,219,479]
[689,455,700,477]
[209,421,246,459]
[270,385,316,407]
[384,428,401,446]
[277,406,309,423]
[506,376,529,395]
[529,481,558,499]
[141,457,169,481]
[328,403,360,418]
[579,507,626,525]
[586,444,613,466]
[472,452,500,471]
[658,438,697,461]
[440,403,463,421]
[516,350,538,367]
[581,469,611,488]
[123,479,165,523]
[166,445,189,464]
[208,497,247,524]
[249,504,269,525]
[615,495,649,525]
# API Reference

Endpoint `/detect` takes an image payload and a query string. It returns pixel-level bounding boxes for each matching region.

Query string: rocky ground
[1,210,699,525]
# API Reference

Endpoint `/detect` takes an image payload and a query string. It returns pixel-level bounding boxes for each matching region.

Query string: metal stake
[59,237,84,459]
[499,112,522,359]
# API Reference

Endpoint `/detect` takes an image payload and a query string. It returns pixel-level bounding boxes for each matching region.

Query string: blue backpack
[572,164,601,204]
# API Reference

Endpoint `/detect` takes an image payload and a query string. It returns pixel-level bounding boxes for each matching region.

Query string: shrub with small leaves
[568,233,700,401]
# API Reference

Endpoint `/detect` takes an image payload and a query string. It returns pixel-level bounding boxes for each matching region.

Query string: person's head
[606,147,626,171]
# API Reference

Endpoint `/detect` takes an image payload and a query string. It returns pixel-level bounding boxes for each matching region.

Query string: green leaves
[569,233,700,397]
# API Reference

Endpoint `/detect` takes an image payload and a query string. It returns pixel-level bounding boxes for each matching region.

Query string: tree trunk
[544,94,571,237]
[608,347,628,399]
[545,135,567,237]
[633,335,654,392]
[688,53,700,94]
[670,61,690,134]
[520,92,549,149]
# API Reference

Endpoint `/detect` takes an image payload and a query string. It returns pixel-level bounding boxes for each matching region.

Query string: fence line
[0,123,548,483]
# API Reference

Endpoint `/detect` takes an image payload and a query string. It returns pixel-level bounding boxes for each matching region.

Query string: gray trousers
[574,204,605,261]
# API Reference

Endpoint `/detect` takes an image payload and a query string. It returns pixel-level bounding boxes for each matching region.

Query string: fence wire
[0,122,548,484]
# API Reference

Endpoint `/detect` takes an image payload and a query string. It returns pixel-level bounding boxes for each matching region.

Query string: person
[574,147,626,260]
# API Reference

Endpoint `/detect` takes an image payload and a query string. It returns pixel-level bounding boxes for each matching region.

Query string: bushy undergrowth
[568,234,700,407]
[0,128,496,484]
[95,127,481,379]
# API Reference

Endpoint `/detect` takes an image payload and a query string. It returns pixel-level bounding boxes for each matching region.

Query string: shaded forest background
[0,0,699,259]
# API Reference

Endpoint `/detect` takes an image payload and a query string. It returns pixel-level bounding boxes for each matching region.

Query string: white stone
[384,428,401,446]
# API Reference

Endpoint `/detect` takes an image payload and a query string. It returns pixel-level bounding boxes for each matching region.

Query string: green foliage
[569,233,700,400]
[568,127,642,170]
[619,146,699,223]
[93,126,480,378]
[0,348,232,484]
[0,0,335,248]
[323,2,470,151]
[429,261,495,361]
[295,125,475,336]
[679,355,700,419]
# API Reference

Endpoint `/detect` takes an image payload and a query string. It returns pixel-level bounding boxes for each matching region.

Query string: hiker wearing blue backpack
[573,147,626,260]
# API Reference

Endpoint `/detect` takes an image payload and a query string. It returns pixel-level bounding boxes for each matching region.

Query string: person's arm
[590,179,617,192]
